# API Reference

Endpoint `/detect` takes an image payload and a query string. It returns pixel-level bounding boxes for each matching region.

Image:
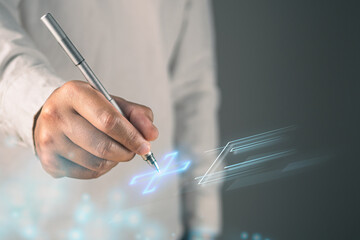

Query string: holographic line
[129,152,191,194]
[195,150,295,184]
[196,167,260,185]
[230,136,282,154]
[195,167,254,181]
[225,150,295,170]
[203,126,296,154]
[203,146,225,154]
[198,126,296,184]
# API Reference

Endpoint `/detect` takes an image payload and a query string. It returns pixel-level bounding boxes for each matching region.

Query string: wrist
[32,106,43,157]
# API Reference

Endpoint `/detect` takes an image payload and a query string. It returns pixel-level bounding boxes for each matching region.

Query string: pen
[41,13,160,173]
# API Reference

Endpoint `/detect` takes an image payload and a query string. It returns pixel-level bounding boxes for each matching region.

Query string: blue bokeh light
[252,233,262,240]
[22,225,37,239]
[69,229,84,240]
[74,193,94,224]
[126,210,143,227]
[241,231,249,239]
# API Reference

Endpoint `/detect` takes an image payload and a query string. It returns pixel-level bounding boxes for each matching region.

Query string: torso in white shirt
[0,1,189,239]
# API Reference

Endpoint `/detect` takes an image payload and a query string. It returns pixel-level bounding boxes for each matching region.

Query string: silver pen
[41,13,160,173]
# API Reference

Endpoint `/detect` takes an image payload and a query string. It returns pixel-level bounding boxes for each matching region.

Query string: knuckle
[109,161,118,168]
[135,105,153,121]
[95,159,108,172]
[144,106,154,120]
[125,130,139,150]
[95,140,113,158]
[93,160,116,177]
[99,111,118,131]
[40,155,52,169]
[41,104,60,122]
[41,158,64,178]
[40,155,58,170]
[92,170,102,179]
[38,131,54,147]
[50,171,64,179]
[62,81,81,94]
[149,127,159,141]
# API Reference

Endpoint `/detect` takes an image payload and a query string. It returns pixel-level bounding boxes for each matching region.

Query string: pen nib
[142,152,160,173]
[154,161,161,174]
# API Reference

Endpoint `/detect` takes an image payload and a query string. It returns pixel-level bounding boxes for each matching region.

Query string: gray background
[212,0,359,239]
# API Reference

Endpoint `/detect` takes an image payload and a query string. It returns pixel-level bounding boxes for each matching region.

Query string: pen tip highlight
[154,162,161,174]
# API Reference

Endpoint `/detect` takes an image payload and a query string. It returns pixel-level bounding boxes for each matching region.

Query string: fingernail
[137,142,150,155]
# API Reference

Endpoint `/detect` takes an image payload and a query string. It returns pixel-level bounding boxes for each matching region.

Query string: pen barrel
[41,13,84,65]
[78,61,124,115]
[77,62,124,115]
[41,13,123,114]
[78,61,113,102]
[58,38,84,65]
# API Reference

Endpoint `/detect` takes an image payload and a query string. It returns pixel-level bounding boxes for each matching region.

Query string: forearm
[0,0,64,152]
[0,57,64,151]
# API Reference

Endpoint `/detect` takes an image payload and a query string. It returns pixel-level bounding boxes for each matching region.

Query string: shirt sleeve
[0,0,65,154]
[169,0,223,236]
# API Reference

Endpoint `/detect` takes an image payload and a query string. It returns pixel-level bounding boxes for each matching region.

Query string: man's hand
[33,80,158,179]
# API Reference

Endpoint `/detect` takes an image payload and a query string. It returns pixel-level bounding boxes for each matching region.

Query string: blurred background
[213,0,359,239]
[0,1,358,240]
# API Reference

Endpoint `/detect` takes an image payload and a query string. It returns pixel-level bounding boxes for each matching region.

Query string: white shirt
[0,0,221,239]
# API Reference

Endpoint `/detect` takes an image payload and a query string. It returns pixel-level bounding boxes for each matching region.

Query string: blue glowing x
[129,152,190,194]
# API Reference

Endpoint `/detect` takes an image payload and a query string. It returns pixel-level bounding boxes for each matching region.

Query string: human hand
[33,80,158,179]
